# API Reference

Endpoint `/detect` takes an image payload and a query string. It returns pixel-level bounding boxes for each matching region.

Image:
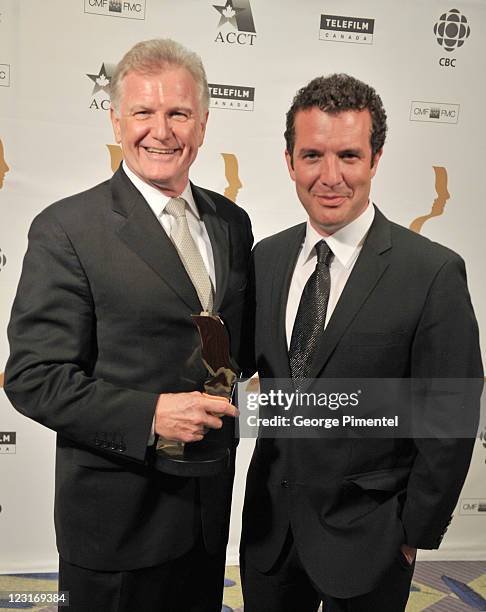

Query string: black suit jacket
[5,166,253,571]
[241,207,482,598]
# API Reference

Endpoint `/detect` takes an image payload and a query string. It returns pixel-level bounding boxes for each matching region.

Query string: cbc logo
[434,9,470,52]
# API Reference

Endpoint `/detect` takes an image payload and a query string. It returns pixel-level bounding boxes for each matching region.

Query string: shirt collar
[302,202,375,269]
[122,161,200,220]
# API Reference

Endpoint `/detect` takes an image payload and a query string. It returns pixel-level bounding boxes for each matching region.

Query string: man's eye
[303,152,318,160]
[134,110,150,118]
[171,111,189,121]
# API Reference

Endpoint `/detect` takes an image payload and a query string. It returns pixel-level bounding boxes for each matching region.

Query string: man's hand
[154,391,239,443]
[400,543,417,565]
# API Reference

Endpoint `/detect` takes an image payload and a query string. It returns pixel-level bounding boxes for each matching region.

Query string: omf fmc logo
[434,9,470,52]
[208,83,255,111]
[84,0,146,20]
[0,64,10,87]
[86,63,115,110]
[410,101,459,124]
[319,14,375,45]
[0,432,16,454]
[459,499,486,515]
[213,0,256,45]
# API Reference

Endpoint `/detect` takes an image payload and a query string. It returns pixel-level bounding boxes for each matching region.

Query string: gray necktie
[165,197,214,313]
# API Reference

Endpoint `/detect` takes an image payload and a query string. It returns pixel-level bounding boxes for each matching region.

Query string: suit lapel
[308,207,392,379]
[192,184,229,313]
[272,224,306,378]
[111,167,201,312]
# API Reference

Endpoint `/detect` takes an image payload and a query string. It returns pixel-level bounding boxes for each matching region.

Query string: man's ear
[110,107,122,144]
[370,147,383,177]
[285,149,296,181]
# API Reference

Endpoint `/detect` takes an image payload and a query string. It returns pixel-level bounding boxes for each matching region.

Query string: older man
[240,74,482,612]
[5,39,252,611]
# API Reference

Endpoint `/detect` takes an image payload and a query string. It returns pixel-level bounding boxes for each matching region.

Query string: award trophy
[154,312,238,477]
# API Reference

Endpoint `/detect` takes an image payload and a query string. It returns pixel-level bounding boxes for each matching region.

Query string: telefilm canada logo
[213,0,256,46]
[86,62,115,110]
[208,83,255,111]
[434,8,470,68]
[0,64,10,87]
[0,432,16,454]
[319,14,375,45]
[410,101,459,124]
[84,0,146,20]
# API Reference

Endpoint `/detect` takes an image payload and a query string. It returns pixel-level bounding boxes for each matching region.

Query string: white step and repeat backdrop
[1,0,485,571]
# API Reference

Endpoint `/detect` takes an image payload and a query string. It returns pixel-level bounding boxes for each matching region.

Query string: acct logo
[84,0,146,20]
[410,101,459,124]
[213,0,256,45]
[0,64,10,87]
[208,83,255,111]
[0,432,16,454]
[86,63,116,110]
[319,14,375,45]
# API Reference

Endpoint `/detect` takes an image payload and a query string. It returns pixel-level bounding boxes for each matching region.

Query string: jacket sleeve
[4,209,159,464]
[401,255,483,548]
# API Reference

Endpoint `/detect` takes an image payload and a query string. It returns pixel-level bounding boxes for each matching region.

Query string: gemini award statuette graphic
[155,313,238,477]
[410,166,450,234]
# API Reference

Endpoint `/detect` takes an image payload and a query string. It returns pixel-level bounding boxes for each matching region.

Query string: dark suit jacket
[241,207,482,598]
[5,166,253,571]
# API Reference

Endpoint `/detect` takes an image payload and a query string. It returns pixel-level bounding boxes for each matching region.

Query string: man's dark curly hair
[285,73,387,166]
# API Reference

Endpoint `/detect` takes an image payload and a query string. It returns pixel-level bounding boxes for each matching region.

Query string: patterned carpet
[0,562,485,610]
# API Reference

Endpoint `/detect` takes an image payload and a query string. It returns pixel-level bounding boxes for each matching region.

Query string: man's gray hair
[110,39,209,114]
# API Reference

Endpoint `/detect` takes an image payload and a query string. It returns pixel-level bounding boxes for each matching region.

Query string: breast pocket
[345,331,409,347]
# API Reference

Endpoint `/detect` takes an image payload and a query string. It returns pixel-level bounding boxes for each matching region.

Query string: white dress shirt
[286,203,375,348]
[122,161,216,289]
[122,162,217,444]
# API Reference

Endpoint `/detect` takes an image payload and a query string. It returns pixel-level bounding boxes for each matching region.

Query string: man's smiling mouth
[144,147,179,155]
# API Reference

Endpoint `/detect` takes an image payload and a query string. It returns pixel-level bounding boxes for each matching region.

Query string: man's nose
[319,157,342,187]
[151,113,171,140]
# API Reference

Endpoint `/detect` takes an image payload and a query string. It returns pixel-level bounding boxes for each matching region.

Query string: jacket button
[281,480,289,488]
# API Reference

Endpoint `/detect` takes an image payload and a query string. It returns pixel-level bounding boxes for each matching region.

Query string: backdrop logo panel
[213,0,257,45]
[0,64,10,87]
[0,432,16,454]
[459,499,486,515]
[86,63,115,110]
[319,14,375,44]
[84,0,146,20]
[209,83,254,110]
[410,101,459,124]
